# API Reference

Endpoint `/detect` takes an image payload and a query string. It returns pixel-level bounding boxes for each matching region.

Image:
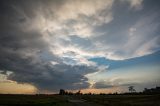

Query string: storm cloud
[0,0,160,93]
[0,0,99,92]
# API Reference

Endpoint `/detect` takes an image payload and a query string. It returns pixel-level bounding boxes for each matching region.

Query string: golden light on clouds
[0,81,37,94]
[81,87,125,94]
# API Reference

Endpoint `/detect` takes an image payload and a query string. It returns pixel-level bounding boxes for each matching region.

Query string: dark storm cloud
[0,0,98,92]
[8,63,96,91]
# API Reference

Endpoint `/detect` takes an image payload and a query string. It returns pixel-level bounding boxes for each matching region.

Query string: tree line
[59,86,160,95]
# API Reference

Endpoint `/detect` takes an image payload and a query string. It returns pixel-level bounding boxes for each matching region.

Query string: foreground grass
[0,94,160,106]
[0,94,72,106]
[78,94,160,106]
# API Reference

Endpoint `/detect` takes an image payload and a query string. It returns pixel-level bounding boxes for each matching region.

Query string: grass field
[0,94,160,106]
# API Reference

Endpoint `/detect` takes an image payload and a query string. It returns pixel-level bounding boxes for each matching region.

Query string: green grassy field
[0,94,159,106]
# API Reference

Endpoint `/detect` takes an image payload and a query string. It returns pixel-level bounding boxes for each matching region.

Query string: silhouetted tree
[128,86,136,93]
[68,91,73,95]
[65,91,69,95]
[143,86,160,94]
[76,90,82,95]
[87,92,92,95]
[59,89,65,95]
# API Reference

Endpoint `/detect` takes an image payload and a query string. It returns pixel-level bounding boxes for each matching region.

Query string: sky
[0,0,160,94]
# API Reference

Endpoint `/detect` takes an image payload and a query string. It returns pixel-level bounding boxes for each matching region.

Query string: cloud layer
[0,0,160,93]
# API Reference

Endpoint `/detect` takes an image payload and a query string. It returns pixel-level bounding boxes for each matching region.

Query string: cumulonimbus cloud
[0,0,159,93]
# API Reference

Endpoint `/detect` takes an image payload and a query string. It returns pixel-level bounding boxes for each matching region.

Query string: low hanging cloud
[93,78,141,89]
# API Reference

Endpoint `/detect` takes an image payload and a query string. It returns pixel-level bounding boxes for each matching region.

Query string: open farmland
[0,94,160,106]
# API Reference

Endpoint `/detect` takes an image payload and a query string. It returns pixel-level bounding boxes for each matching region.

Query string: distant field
[79,94,160,106]
[0,94,160,106]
